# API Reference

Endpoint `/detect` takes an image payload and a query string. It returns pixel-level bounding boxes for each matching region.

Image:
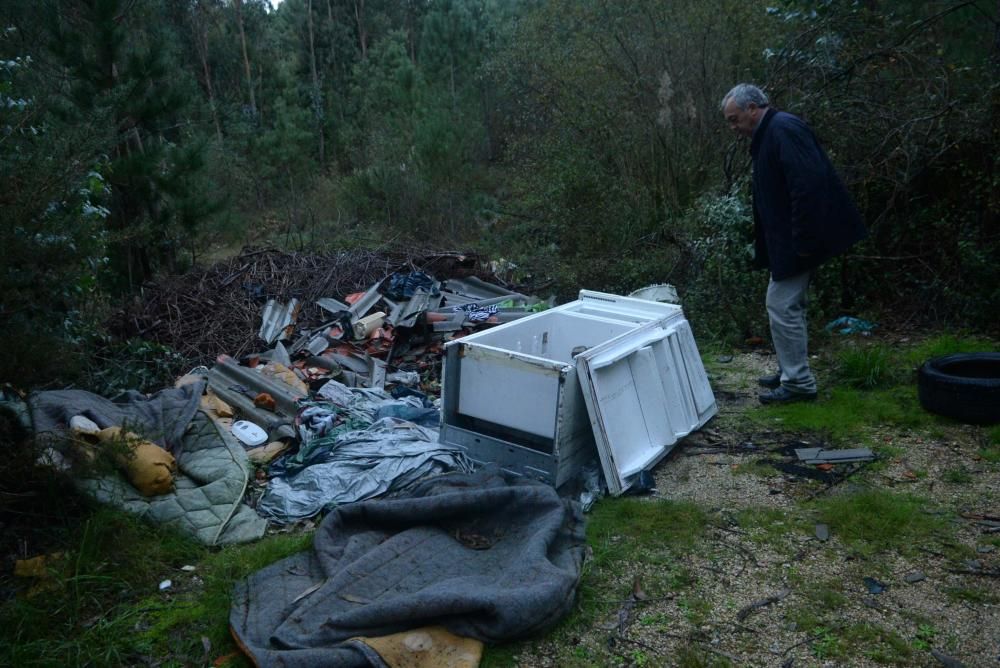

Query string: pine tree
[49,0,219,288]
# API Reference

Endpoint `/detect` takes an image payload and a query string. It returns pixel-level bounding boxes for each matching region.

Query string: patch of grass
[912,623,936,651]
[629,648,652,665]
[786,604,824,633]
[0,504,313,668]
[980,426,1000,463]
[750,386,932,440]
[0,508,207,666]
[903,334,997,368]
[837,343,899,389]
[480,644,520,668]
[134,532,313,660]
[588,498,707,561]
[676,645,733,667]
[810,625,843,660]
[941,468,973,484]
[677,595,712,626]
[735,507,805,547]
[482,497,712,666]
[801,579,848,613]
[578,498,706,615]
[945,586,1000,605]
[846,623,913,665]
[810,489,952,556]
[638,611,670,627]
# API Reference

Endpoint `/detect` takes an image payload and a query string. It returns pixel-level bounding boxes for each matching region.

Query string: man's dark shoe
[757,372,781,389]
[758,386,817,405]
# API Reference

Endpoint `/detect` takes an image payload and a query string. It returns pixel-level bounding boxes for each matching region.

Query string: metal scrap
[794,447,875,464]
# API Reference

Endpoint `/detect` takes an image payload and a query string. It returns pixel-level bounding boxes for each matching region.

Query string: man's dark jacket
[750,107,866,280]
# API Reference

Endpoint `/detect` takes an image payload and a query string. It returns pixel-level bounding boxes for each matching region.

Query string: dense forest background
[2,0,998,389]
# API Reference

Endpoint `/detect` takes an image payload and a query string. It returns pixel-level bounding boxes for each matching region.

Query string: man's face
[723,98,760,139]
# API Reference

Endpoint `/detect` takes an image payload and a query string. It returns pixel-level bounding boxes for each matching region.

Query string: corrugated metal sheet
[259,299,300,344]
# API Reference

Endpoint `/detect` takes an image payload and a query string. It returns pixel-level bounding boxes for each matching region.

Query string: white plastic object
[69,415,101,436]
[232,420,268,446]
[352,311,386,340]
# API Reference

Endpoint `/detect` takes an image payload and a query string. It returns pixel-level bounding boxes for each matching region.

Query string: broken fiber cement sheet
[256,417,473,523]
[231,468,587,667]
[28,383,267,546]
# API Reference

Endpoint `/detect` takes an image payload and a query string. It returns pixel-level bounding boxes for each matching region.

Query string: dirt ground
[512,350,1000,668]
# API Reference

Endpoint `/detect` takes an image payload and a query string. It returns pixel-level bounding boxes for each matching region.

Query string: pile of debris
[117,247,528,367]
[195,261,547,442]
[14,248,559,534]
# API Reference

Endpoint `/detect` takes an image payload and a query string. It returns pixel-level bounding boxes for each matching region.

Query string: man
[720,83,866,404]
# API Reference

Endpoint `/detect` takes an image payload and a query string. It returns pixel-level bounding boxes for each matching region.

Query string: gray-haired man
[721,83,866,404]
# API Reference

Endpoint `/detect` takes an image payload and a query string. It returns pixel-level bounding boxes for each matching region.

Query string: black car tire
[917,353,1000,425]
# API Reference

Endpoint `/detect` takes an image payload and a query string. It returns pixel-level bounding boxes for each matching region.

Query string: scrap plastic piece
[824,316,876,335]
[232,420,268,446]
[628,283,680,304]
[863,576,887,594]
[257,417,472,522]
[815,523,830,541]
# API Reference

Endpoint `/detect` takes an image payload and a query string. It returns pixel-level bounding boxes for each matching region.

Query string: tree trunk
[194,0,223,143]
[307,0,325,164]
[354,0,367,58]
[406,0,416,63]
[234,0,257,115]
[327,0,346,129]
[326,0,338,74]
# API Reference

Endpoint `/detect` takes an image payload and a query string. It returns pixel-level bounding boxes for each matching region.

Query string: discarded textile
[231,469,587,667]
[273,379,439,476]
[824,316,876,335]
[27,385,266,545]
[29,383,204,456]
[78,411,268,545]
[257,417,472,522]
[271,401,370,475]
[374,397,438,427]
[385,271,440,300]
[452,302,500,322]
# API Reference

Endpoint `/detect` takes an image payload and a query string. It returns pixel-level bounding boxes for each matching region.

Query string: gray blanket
[27,384,267,545]
[28,383,204,455]
[230,469,587,667]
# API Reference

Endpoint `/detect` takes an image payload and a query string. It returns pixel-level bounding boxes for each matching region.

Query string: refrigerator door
[577,318,717,495]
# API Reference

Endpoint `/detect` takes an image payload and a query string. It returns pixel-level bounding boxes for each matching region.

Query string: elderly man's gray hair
[721,83,769,111]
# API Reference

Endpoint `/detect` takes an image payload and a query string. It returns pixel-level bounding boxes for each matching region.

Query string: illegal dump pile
[20,246,555,536]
